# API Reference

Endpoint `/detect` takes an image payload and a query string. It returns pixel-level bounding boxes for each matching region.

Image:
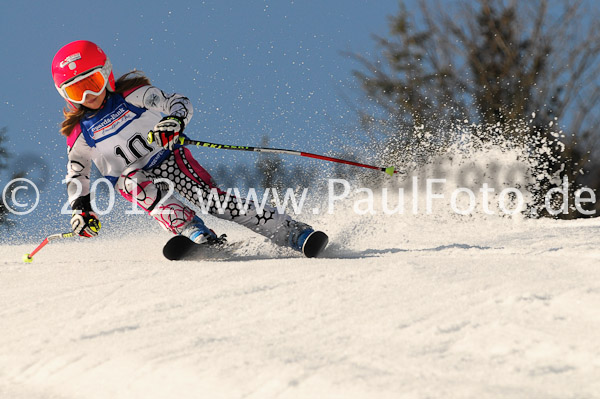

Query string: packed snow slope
[1,207,599,399]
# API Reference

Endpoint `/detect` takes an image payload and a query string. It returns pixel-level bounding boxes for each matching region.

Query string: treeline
[209,136,320,195]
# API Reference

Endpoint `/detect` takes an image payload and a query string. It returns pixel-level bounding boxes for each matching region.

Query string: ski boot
[290,226,329,258]
[181,215,217,244]
[163,216,226,260]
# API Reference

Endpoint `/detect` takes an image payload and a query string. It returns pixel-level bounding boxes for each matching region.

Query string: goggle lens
[62,70,107,103]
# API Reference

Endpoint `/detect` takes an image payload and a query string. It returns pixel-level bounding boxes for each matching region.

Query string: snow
[1,210,599,398]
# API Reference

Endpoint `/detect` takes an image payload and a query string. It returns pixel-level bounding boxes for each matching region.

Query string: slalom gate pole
[181,138,403,176]
[23,232,75,263]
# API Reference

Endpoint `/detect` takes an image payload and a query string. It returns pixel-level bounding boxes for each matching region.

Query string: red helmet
[51,40,115,104]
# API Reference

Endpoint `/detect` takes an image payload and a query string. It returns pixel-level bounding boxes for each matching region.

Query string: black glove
[147,115,185,150]
[70,194,101,238]
[71,210,101,238]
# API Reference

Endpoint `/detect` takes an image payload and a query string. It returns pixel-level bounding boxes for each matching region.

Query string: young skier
[51,40,328,258]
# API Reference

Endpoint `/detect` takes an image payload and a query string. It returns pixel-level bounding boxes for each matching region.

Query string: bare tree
[0,127,9,170]
[255,135,285,194]
[352,0,600,216]
[0,127,15,227]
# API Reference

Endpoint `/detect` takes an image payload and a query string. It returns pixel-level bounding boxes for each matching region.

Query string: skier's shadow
[319,243,495,259]
[182,244,300,262]
[180,242,494,262]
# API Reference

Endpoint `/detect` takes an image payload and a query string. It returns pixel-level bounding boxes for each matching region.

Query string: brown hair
[59,70,152,137]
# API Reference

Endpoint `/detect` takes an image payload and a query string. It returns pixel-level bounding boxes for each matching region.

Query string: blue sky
[0,0,399,242]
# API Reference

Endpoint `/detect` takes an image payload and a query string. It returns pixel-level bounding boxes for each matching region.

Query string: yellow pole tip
[23,254,33,263]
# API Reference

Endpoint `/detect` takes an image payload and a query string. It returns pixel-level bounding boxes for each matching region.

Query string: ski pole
[180,137,403,176]
[23,232,75,263]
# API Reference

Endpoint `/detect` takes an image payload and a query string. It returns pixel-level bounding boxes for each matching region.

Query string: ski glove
[71,210,101,238]
[147,115,185,150]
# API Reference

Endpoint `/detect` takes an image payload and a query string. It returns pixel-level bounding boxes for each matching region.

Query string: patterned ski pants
[116,147,308,247]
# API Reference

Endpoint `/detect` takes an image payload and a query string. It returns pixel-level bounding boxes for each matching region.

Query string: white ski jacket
[65,85,193,206]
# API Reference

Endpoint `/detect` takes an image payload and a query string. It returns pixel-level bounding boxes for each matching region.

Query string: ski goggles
[57,61,111,104]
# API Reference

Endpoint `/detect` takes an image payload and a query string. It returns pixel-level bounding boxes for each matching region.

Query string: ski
[302,231,329,258]
[163,234,228,261]
[163,230,328,260]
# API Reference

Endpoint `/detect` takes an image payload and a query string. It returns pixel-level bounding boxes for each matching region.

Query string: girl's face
[82,89,107,109]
